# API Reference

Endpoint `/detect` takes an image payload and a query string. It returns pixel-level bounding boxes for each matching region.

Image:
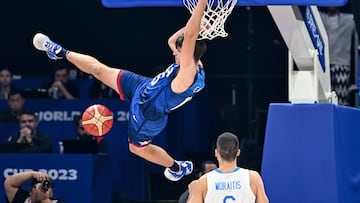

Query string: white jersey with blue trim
[205,167,256,203]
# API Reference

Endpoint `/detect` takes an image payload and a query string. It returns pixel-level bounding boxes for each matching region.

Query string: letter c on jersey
[223,195,236,203]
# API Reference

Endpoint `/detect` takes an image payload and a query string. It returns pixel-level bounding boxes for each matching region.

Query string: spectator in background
[0,90,26,123]
[88,80,118,99]
[320,7,357,106]
[4,171,65,203]
[74,69,91,79]
[0,66,19,100]
[41,63,80,100]
[178,160,217,203]
[8,110,52,153]
[73,114,108,154]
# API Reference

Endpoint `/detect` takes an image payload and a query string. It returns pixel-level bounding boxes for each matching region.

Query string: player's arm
[65,51,121,94]
[171,0,207,93]
[250,170,269,203]
[187,176,207,203]
[168,27,204,67]
[168,27,185,54]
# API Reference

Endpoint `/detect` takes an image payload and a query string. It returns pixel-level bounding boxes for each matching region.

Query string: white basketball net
[183,0,238,40]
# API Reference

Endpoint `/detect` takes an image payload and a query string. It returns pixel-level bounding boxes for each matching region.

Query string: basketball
[81,104,114,136]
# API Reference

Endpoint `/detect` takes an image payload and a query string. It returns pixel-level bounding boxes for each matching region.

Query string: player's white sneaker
[33,33,63,60]
[164,161,193,181]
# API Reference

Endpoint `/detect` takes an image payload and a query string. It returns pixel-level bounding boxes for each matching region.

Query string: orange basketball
[81,104,113,136]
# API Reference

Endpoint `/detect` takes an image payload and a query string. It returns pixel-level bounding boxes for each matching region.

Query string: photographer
[4,171,64,203]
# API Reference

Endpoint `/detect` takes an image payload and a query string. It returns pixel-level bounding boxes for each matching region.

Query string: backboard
[268,5,335,104]
[102,0,348,8]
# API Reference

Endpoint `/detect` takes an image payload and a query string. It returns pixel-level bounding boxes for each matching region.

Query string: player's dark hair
[175,34,207,63]
[216,132,239,161]
[175,35,183,50]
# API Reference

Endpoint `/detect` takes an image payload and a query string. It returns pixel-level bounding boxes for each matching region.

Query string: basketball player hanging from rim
[33,0,210,181]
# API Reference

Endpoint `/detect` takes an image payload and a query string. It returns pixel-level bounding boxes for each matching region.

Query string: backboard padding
[102,0,348,8]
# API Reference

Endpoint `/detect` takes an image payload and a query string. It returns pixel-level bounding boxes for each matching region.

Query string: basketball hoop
[183,0,238,40]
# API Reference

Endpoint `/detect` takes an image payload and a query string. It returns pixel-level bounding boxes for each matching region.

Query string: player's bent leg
[129,143,174,167]
[128,143,193,181]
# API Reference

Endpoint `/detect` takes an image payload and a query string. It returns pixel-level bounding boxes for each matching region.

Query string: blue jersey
[117,64,205,146]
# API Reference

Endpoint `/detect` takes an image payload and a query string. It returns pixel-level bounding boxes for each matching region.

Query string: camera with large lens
[40,180,52,192]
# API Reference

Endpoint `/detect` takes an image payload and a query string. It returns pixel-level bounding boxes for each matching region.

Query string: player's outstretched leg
[33,33,66,60]
[164,160,193,181]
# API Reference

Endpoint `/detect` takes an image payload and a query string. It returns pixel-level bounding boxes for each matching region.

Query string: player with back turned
[33,0,209,181]
[187,132,269,203]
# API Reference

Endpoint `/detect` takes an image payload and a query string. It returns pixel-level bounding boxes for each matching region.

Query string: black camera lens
[41,180,52,192]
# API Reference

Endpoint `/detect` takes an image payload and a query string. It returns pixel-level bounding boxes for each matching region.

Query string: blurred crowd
[0,62,114,154]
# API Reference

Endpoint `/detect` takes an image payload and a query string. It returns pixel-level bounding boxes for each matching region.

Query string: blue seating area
[12,77,95,99]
